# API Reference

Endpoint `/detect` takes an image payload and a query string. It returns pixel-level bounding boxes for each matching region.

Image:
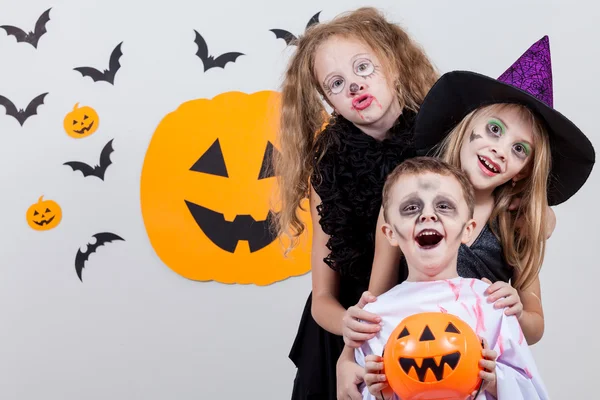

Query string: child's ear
[382,223,399,247]
[461,218,477,244]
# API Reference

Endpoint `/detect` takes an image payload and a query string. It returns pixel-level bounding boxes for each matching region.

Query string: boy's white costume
[355,277,549,399]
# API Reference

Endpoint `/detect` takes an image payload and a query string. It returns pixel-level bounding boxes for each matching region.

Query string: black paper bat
[73,42,123,84]
[0,8,51,48]
[75,232,125,281]
[270,11,321,45]
[193,30,244,71]
[63,139,114,180]
[0,92,48,126]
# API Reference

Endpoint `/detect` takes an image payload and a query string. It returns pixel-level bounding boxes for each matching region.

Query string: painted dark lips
[74,121,94,134]
[185,200,276,253]
[415,229,443,248]
[399,351,461,382]
[352,94,373,110]
[478,155,501,174]
[34,216,55,226]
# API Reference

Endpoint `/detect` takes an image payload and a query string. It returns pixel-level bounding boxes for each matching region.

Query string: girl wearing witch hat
[338,35,595,395]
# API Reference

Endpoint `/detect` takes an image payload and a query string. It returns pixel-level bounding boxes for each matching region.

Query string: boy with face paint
[355,157,549,400]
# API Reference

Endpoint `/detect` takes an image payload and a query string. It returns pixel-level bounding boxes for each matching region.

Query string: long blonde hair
[433,103,552,290]
[273,7,438,251]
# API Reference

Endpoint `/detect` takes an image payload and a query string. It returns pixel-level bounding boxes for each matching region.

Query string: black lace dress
[289,110,417,399]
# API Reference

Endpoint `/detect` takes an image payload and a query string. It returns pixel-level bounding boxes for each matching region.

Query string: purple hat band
[496,35,553,108]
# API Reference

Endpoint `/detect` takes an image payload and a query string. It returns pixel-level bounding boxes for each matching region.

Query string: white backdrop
[0,0,598,398]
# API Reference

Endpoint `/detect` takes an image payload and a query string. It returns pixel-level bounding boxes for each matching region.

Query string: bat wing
[63,161,96,177]
[193,30,210,62]
[93,232,125,244]
[0,25,27,42]
[73,66,106,82]
[305,11,321,29]
[75,248,88,281]
[75,232,125,281]
[97,139,114,179]
[31,8,51,47]
[269,29,296,45]
[0,94,19,120]
[105,42,123,83]
[213,52,244,69]
[24,92,48,119]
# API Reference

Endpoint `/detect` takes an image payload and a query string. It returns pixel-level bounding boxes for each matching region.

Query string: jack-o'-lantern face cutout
[26,196,62,231]
[140,90,312,285]
[383,312,482,399]
[64,103,99,138]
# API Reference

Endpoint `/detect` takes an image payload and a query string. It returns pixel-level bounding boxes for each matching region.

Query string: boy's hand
[482,278,523,319]
[343,291,382,348]
[470,338,498,399]
[364,354,394,400]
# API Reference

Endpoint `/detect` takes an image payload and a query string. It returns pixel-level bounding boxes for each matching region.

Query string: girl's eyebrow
[352,53,370,60]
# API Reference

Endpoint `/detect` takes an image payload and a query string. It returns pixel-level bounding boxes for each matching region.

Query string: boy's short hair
[382,157,475,221]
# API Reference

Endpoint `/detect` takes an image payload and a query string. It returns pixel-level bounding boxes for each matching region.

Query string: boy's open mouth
[415,229,443,248]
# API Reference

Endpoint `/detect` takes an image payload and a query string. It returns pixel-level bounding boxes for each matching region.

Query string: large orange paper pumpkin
[383,312,483,399]
[140,90,312,285]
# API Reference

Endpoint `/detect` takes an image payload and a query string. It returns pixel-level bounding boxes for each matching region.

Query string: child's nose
[419,212,438,222]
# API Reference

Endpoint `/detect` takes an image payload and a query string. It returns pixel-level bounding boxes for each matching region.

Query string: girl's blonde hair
[274,7,438,251]
[433,103,552,290]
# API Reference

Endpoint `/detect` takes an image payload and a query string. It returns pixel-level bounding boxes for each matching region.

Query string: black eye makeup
[486,118,506,138]
[512,141,532,160]
[434,195,458,217]
[399,197,423,216]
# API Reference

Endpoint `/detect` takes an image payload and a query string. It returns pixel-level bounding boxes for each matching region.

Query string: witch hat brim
[414,70,595,206]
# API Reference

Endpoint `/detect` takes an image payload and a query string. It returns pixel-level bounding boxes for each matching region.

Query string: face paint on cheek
[393,211,420,241]
[373,97,382,109]
[455,222,467,241]
[470,130,482,142]
[393,223,408,240]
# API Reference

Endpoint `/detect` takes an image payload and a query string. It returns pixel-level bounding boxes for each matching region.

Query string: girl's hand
[364,355,394,400]
[342,291,382,348]
[336,357,365,400]
[482,278,523,320]
[470,338,498,398]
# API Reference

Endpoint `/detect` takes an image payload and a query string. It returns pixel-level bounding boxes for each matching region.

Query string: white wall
[0,0,598,398]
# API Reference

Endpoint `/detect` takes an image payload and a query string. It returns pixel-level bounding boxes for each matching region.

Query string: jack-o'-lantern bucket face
[140,91,312,285]
[383,312,483,399]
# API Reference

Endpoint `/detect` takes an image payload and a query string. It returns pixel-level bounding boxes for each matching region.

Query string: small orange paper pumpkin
[26,195,62,231]
[383,312,482,400]
[63,103,99,138]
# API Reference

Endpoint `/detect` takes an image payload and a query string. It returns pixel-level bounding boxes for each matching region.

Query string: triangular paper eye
[445,322,460,334]
[398,327,410,339]
[419,325,435,341]
[190,139,228,177]
[258,141,279,180]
